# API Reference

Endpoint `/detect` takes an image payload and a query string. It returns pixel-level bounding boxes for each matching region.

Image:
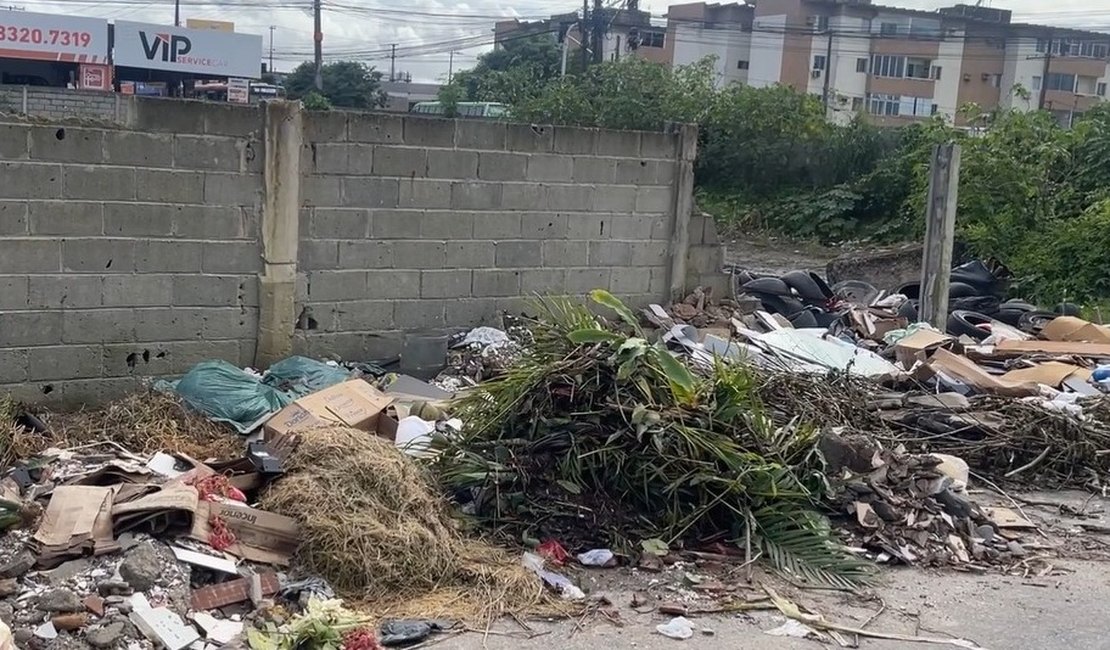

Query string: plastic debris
[656,616,695,640]
[576,549,616,567]
[765,619,820,639]
[457,327,511,348]
[378,619,453,647]
[521,552,585,600]
[394,417,436,457]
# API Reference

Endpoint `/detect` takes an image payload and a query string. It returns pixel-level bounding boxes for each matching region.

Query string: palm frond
[755,508,875,591]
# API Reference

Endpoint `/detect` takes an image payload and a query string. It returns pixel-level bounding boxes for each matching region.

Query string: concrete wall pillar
[255,101,303,367]
[666,122,698,301]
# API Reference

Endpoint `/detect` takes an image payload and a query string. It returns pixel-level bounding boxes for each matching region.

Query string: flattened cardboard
[996,339,1110,358]
[111,483,198,535]
[188,501,298,566]
[32,486,118,566]
[263,379,393,440]
[1000,361,1084,388]
[1040,316,1110,344]
[927,348,1041,397]
[894,329,956,368]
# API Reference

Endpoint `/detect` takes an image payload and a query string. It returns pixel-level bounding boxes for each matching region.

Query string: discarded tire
[947,310,993,341]
[1018,311,1057,335]
[787,309,819,328]
[1055,302,1081,316]
[781,270,829,303]
[741,277,792,297]
[832,280,880,306]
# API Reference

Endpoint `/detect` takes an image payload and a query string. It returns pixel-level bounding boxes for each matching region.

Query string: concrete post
[919,143,961,330]
[666,122,698,301]
[255,101,303,367]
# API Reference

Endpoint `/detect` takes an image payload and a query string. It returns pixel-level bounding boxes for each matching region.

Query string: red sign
[79,64,112,91]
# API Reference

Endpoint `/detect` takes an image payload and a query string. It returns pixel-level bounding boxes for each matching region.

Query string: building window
[1046,72,1077,92]
[989,74,1002,88]
[898,95,933,117]
[809,15,829,31]
[1099,82,1107,97]
[813,55,827,71]
[1036,38,1047,53]
[906,57,931,79]
[1032,76,1042,90]
[856,58,868,73]
[931,103,939,116]
[852,97,863,110]
[880,22,899,35]
[737,60,750,70]
[871,54,906,78]
[641,30,664,48]
[931,65,942,80]
[867,93,900,116]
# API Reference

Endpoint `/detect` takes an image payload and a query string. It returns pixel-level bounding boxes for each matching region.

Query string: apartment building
[494,8,669,68]
[664,0,1110,126]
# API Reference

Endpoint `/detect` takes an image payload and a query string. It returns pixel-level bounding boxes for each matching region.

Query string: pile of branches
[885,396,1110,487]
[432,291,873,589]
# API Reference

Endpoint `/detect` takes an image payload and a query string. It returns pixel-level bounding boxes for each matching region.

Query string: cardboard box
[189,500,299,566]
[263,379,394,440]
[894,329,957,368]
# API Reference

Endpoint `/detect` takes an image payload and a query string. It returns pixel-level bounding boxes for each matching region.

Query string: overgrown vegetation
[441,50,1110,303]
[285,61,386,110]
[432,291,874,589]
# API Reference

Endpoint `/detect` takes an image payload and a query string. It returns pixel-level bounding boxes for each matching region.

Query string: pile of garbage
[0,351,548,649]
[4,255,1110,643]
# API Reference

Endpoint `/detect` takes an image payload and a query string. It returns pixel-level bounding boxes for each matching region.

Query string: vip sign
[139,31,192,63]
[113,21,262,79]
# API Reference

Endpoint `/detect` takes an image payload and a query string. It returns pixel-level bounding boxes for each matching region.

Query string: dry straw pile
[262,426,544,619]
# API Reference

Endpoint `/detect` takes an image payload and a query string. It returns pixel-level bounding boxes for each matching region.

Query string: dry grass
[261,426,546,621]
[33,390,244,460]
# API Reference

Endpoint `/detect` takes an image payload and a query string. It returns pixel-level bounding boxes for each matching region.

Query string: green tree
[284,61,386,109]
[443,34,562,106]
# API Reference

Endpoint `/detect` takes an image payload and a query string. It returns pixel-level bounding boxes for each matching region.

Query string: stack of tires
[734,259,1072,340]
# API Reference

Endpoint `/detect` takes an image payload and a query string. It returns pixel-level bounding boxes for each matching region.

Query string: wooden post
[919,143,961,329]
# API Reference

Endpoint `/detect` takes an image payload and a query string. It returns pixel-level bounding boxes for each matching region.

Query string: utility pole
[919,143,962,329]
[389,44,397,82]
[268,26,275,75]
[313,0,323,91]
[1038,31,1053,110]
[821,25,834,114]
[561,34,570,76]
[591,0,604,65]
[448,51,455,84]
[174,0,180,26]
[581,0,589,72]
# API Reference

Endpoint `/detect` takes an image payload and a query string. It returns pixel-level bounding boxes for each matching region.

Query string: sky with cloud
[11,0,1107,81]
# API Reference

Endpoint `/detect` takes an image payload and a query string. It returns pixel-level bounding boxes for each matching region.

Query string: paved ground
[445,489,1110,650]
[448,559,1110,650]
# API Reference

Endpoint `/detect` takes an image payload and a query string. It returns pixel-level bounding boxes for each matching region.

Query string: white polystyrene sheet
[754,329,901,378]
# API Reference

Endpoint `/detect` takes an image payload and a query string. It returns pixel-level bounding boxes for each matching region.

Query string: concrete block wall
[0,97,715,404]
[0,100,264,404]
[294,113,680,360]
[0,86,123,122]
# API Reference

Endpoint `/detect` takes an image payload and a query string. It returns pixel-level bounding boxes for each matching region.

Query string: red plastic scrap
[537,539,569,566]
[208,515,237,551]
[193,475,247,503]
[343,628,382,650]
